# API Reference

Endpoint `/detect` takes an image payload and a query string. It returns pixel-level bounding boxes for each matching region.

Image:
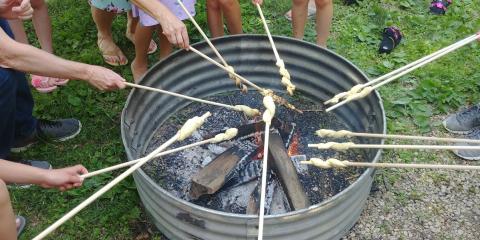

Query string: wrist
[36,169,51,186]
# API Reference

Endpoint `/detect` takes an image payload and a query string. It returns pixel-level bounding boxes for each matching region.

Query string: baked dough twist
[178,112,211,140]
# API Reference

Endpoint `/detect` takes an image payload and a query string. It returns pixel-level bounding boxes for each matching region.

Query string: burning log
[268,132,310,210]
[246,171,275,215]
[190,146,244,199]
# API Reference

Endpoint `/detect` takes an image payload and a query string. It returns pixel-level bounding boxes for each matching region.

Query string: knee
[30,0,47,9]
[292,0,309,6]
[218,0,238,9]
[315,0,332,8]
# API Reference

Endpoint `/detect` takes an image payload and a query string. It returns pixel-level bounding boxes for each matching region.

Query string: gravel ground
[345,118,480,240]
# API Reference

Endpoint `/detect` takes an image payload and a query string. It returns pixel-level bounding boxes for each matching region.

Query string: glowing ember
[287,132,300,156]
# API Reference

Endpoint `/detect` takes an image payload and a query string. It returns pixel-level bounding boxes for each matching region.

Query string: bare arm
[0,28,125,90]
[130,0,189,49]
[0,159,88,191]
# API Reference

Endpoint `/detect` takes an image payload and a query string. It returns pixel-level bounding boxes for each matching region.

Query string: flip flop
[284,6,316,21]
[31,75,58,93]
[16,215,26,237]
[97,38,128,66]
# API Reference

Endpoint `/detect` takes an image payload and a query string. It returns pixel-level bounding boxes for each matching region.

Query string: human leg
[292,0,309,39]
[158,26,173,60]
[206,0,225,37]
[30,0,53,53]
[0,179,16,240]
[219,0,242,35]
[131,24,154,82]
[0,69,18,159]
[314,0,332,47]
[90,6,128,66]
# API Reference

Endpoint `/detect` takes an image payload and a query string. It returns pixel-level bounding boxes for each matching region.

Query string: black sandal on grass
[344,0,361,5]
[379,26,403,54]
[430,0,452,15]
[16,215,26,237]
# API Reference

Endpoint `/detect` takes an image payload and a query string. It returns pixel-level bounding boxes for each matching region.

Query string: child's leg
[292,0,309,39]
[206,0,225,37]
[126,11,139,39]
[6,19,29,44]
[131,24,155,82]
[314,0,333,47]
[31,0,53,53]
[158,26,173,60]
[0,179,16,239]
[219,0,242,35]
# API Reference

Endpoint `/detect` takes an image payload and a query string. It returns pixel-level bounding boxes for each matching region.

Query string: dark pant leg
[0,68,17,158]
[13,70,36,141]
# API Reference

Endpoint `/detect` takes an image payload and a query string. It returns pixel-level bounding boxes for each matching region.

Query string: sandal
[31,75,57,93]
[16,215,26,237]
[379,26,403,54]
[97,37,128,66]
[430,0,452,15]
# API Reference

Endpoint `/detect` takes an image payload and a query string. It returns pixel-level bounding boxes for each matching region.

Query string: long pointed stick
[325,32,480,112]
[188,46,301,113]
[125,82,259,117]
[309,142,480,151]
[255,3,295,95]
[176,0,248,91]
[302,158,480,171]
[258,96,275,240]
[316,129,480,144]
[33,112,211,240]
[81,128,238,179]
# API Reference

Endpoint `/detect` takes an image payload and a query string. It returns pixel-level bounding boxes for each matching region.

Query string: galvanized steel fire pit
[121,35,386,240]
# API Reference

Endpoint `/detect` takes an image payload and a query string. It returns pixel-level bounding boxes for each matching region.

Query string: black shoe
[379,26,403,54]
[430,0,452,15]
[443,105,480,134]
[11,118,82,152]
[452,128,480,161]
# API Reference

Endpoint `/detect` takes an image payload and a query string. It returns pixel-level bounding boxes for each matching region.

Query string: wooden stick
[125,82,235,111]
[255,3,280,61]
[309,142,480,151]
[258,96,275,240]
[124,82,259,116]
[33,113,211,240]
[325,34,479,105]
[302,158,480,171]
[188,46,264,91]
[176,0,227,66]
[325,33,480,112]
[82,128,238,179]
[316,129,480,144]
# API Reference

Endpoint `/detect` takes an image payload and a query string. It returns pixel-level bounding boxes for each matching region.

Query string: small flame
[287,133,300,156]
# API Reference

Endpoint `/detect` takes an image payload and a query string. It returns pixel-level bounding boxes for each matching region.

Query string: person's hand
[40,165,88,191]
[159,11,189,49]
[0,0,33,20]
[85,65,126,91]
[252,0,263,5]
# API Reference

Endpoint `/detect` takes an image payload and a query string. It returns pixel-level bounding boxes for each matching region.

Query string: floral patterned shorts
[89,0,132,13]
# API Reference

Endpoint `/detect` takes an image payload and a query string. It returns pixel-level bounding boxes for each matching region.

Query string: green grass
[10,0,480,239]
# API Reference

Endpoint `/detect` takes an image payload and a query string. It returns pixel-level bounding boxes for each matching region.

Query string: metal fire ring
[121,34,386,240]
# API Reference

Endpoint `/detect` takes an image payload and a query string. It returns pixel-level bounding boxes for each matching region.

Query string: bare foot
[97,34,128,66]
[131,58,148,82]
